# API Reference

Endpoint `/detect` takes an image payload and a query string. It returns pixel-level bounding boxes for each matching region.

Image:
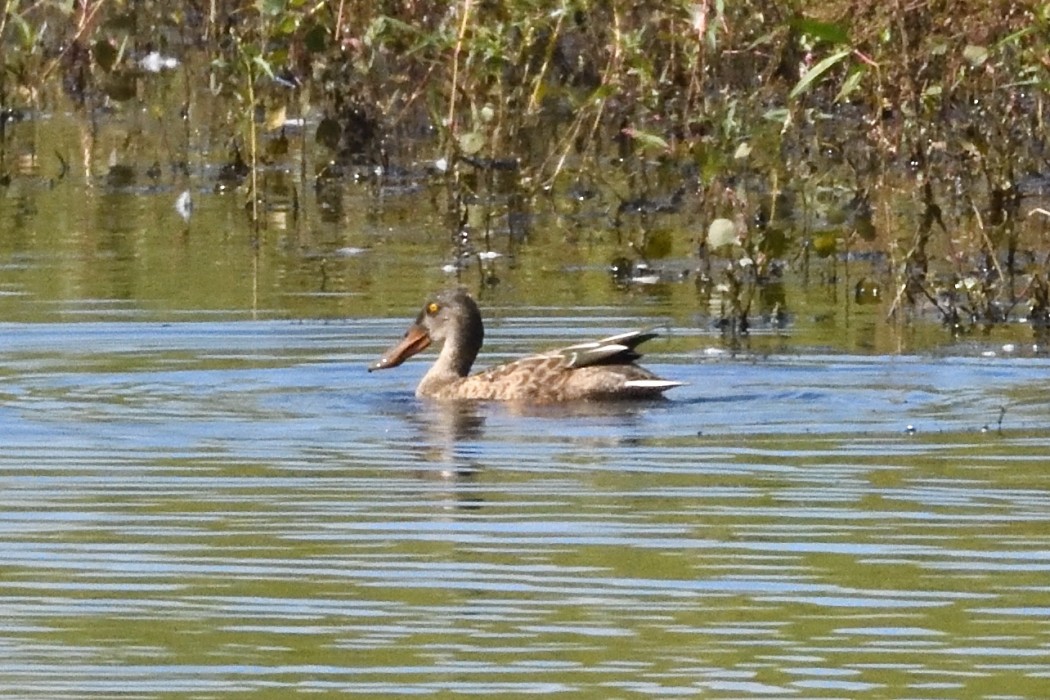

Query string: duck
[369,288,682,402]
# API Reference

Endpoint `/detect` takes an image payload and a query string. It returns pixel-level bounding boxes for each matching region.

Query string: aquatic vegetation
[0,1,1048,343]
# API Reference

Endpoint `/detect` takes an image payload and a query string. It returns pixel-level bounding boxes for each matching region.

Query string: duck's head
[369,288,484,375]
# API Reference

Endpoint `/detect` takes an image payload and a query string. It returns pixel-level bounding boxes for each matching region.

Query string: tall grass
[1,1,1048,334]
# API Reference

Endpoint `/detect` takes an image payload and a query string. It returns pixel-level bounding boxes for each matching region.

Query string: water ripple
[1,321,1049,696]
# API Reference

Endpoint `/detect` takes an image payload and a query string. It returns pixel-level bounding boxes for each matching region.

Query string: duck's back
[423,331,681,402]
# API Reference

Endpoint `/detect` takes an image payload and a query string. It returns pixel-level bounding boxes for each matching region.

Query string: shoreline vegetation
[1,1,1049,341]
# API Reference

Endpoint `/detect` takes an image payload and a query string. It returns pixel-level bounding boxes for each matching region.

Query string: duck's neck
[420,311,483,391]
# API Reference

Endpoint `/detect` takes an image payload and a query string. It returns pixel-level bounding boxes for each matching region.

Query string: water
[2,317,1049,697]
[2,100,1050,697]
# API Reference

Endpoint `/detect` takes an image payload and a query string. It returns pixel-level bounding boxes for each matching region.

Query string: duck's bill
[369,324,432,371]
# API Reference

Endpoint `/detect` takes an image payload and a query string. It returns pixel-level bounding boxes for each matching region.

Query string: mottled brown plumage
[369,289,681,402]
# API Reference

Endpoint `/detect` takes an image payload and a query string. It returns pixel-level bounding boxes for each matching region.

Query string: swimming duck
[369,288,681,402]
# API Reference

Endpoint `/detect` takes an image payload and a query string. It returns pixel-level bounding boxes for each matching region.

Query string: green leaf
[812,232,838,258]
[963,44,988,67]
[627,128,670,153]
[642,228,674,259]
[264,105,287,131]
[276,13,299,35]
[259,0,286,16]
[835,65,866,102]
[93,40,119,73]
[253,55,276,80]
[794,17,850,45]
[995,25,1036,49]
[303,23,328,53]
[458,131,486,155]
[8,12,35,50]
[789,49,851,100]
[762,107,790,122]
[586,84,616,104]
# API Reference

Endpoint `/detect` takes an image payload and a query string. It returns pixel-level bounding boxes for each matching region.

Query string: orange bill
[369,323,432,371]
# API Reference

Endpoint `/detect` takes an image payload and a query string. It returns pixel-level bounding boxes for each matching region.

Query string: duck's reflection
[404,400,487,510]
[390,394,665,512]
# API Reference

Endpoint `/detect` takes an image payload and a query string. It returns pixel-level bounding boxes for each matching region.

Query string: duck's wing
[453,329,678,402]
[542,329,661,369]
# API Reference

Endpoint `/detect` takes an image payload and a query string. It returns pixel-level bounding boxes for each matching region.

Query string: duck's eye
[427,302,440,314]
